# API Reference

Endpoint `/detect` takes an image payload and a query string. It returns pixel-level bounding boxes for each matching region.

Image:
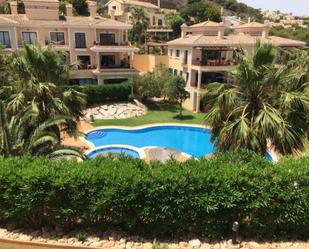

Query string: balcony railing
[192,59,237,67]
[100,63,130,69]
[93,41,129,46]
[45,40,66,46]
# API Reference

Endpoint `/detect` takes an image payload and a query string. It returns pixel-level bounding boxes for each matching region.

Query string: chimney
[87,1,97,18]
[66,4,73,17]
[220,7,224,16]
[110,9,115,20]
[10,1,18,15]
[157,0,161,8]
[181,23,188,38]
[218,29,223,39]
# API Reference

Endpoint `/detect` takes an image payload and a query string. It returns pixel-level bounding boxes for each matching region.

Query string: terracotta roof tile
[190,21,223,28]
[167,33,306,47]
[0,14,131,28]
[123,0,160,9]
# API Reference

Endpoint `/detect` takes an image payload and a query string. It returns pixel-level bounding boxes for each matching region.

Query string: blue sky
[238,0,309,16]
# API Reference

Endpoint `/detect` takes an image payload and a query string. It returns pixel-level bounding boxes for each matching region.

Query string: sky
[237,0,309,16]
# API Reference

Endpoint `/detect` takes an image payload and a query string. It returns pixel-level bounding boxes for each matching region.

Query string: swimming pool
[87,146,141,159]
[86,125,215,158]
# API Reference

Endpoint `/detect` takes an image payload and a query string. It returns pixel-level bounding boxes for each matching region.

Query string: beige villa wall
[132,54,169,74]
[106,0,125,16]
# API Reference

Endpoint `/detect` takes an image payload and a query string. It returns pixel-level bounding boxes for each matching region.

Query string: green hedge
[60,81,132,105]
[0,151,308,239]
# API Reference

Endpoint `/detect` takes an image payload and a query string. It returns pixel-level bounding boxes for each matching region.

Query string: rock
[0,229,9,237]
[18,234,32,241]
[227,239,240,249]
[179,241,189,248]
[189,239,201,248]
[247,242,260,248]
[142,242,152,249]
[91,241,105,247]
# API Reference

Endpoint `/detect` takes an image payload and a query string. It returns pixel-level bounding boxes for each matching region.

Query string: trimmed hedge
[60,81,132,105]
[0,151,308,239]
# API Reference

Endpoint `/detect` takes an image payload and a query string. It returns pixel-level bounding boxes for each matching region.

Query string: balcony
[191,58,237,72]
[192,59,237,67]
[90,42,139,53]
[45,40,69,51]
[93,41,129,46]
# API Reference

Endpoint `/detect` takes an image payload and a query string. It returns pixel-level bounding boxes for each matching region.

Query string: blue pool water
[86,126,215,158]
[87,147,141,159]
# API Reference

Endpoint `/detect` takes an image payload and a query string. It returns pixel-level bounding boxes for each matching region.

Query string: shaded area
[144,147,190,162]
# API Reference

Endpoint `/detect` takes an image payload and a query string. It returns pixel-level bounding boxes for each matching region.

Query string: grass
[92,101,206,127]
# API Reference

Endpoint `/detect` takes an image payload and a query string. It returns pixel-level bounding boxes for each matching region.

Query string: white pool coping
[81,123,278,162]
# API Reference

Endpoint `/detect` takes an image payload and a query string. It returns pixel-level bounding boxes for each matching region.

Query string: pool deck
[61,121,94,152]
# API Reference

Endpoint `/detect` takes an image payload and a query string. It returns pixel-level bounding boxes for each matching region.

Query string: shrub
[60,81,132,105]
[0,151,308,239]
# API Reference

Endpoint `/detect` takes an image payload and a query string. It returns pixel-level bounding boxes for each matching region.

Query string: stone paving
[83,101,147,121]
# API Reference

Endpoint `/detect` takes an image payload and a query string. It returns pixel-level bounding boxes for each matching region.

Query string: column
[94,28,97,43]
[68,28,73,64]
[196,93,201,113]
[187,70,192,87]
[129,51,133,69]
[96,52,100,70]
[197,70,202,89]
[13,27,18,50]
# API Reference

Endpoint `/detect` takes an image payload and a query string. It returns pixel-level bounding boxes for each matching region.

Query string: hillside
[141,0,262,20]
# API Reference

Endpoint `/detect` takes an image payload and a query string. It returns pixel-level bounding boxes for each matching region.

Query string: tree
[128,7,148,45]
[1,44,86,138]
[165,76,189,117]
[7,44,74,85]
[203,42,309,155]
[0,102,82,158]
[165,12,185,38]
[69,0,89,16]
[133,64,171,101]
[180,0,222,24]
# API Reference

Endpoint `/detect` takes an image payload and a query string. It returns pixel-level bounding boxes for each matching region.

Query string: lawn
[92,101,206,127]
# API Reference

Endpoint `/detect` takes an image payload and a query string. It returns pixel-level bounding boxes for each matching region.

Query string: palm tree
[7,44,75,85]
[1,44,86,137]
[203,42,309,155]
[0,102,82,158]
[129,7,148,45]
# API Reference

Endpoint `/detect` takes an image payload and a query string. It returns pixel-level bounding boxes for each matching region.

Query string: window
[169,49,173,56]
[77,55,91,69]
[112,5,116,10]
[101,55,116,68]
[0,31,11,48]
[75,32,86,48]
[50,32,65,45]
[184,50,188,64]
[158,19,163,26]
[176,49,180,57]
[22,32,37,45]
[173,69,178,75]
[179,71,183,77]
[100,33,116,45]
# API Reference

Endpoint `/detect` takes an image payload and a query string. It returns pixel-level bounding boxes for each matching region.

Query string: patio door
[100,33,116,45]
[101,55,116,68]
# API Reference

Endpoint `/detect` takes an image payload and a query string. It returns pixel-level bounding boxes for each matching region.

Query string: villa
[167,21,306,112]
[105,0,174,40]
[0,0,139,84]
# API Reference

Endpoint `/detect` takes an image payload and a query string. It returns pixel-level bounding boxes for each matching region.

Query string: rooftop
[106,0,160,9]
[167,33,306,48]
[0,14,132,29]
